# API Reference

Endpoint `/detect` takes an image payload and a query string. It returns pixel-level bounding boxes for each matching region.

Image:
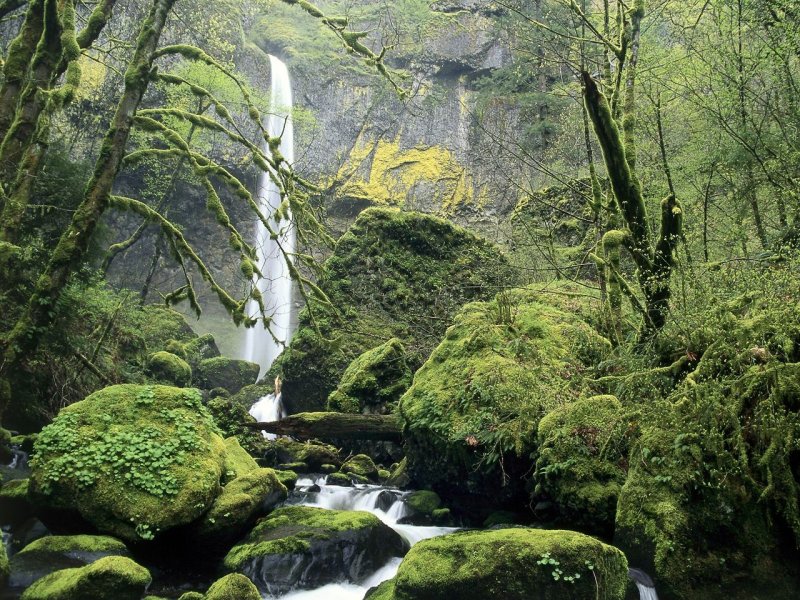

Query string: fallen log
[245,411,403,442]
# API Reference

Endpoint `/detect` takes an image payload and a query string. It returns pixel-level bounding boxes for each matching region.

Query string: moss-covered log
[245,412,402,442]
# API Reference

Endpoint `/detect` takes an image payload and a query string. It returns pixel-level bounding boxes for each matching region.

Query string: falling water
[248,392,286,440]
[629,568,659,600]
[242,55,297,377]
[269,477,458,600]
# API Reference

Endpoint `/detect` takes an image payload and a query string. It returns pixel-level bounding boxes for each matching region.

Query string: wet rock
[223,506,407,595]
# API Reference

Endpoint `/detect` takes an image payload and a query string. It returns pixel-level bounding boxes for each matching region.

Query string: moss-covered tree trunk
[582,72,682,334]
[0,0,178,416]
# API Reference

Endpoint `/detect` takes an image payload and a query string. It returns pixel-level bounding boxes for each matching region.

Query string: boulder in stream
[377,528,628,600]
[20,555,151,600]
[8,534,131,589]
[222,506,407,595]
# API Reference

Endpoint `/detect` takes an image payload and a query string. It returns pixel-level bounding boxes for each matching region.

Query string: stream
[268,475,458,599]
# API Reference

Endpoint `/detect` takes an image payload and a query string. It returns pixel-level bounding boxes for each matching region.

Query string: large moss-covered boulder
[327,338,412,414]
[20,555,151,600]
[383,528,628,600]
[223,506,407,595]
[28,385,227,543]
[146,351,192,387]
[196,357,260,394]
[400,286,610,512]
[272,208,518,413]
[8,535,131,589]
[534,395,630,536]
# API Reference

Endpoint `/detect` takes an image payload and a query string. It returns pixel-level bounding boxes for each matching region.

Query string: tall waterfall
[242,55,297,377]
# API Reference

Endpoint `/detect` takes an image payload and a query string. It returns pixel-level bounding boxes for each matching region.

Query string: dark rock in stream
[222,506,407,595]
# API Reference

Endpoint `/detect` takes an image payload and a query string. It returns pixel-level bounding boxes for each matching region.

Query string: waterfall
[248,392,286,440]
[242,55,297,377]
[629,568,659,600]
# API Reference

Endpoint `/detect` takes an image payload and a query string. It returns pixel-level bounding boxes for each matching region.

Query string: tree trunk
[0,0,178,393]
[245,412,403,443]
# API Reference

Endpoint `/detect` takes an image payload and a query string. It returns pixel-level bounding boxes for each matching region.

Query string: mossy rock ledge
[272,207,518,413]
[400,286,610,514]
[28,385,227,543]
[222,506,407,595]
[367,529,628,600]
[146,351,192,387]
[8,535,131,589]
[20,555,151,600]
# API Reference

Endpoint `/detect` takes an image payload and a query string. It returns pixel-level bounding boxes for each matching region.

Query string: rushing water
[242,55,298,377]
[248,392,286,440]
[270,476,459,599]
[629,568,659,600]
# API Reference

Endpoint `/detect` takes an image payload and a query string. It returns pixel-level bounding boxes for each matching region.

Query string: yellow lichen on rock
[336,134,483,212]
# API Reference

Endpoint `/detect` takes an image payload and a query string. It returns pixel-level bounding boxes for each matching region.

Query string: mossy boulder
[191,467,287,547]
[229,383,273,411]
[28,385,227,543]
[400,286,610,513]
[0,477,33,525]
[534,395,630,536]
[273,469,298,490]
[326,472,352,487]
[341,454,379,480]
[221,437,258,480]
[146,351,192,387]
[183,333,221,368]
[388,529,628,600]
[327,338,412,414]
[272,208,518,413]
[207,397,268,457]
[264,438,341,471]
[20,555,151,600]
[196,357,260,394]
[406,490,441,515]
[8,535,131,589]
[223,506,407,595]
[203,573,260,600]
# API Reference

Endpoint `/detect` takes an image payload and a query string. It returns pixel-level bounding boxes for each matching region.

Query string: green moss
[223,506,382,571]
[28,385,226,542]
[326,472,352,486]
[406,490,441,515]
[20,556,151,600]
[193,468,287,544]
[0,540,8,588]
[273,469,298,489]
[273,208,517,413]
[204,573,260,599]
[534,395,630,535]
[364,578,396,600]
[178,593,204,600]
[391,528,628,600]
[165,340,189,360]
[328,338,412,414]
[222,437,258,480]
[182,333,221,368]
[266,438,341,470]
[146,351,192,387]
[341,454,378,480]
[196,357,260,394]
[401,285,610,508]
[17,535,128,556]
[208,398,268,457]
[378,469,390,480]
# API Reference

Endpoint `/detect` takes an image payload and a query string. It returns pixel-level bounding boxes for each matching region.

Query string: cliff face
[244,0,522,236]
